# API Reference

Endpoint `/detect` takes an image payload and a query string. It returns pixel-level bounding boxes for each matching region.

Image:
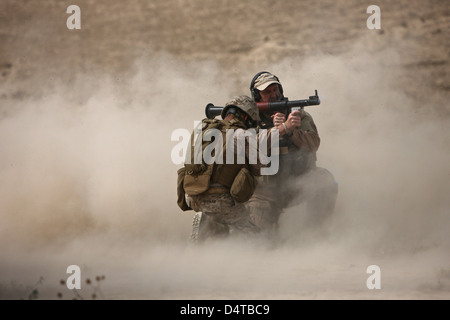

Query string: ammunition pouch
[230,167,256,203]
[177,167,192,211]
[183,164,214,196]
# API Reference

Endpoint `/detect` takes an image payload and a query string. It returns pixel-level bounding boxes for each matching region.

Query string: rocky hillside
[0,0,448,113]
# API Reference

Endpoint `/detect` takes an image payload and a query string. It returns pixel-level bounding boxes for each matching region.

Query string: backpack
[184,118,237,177]
[183,118,244,195]
[177,118,258,210]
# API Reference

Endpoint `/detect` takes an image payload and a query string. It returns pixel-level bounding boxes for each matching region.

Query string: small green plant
[57,274,106,300]
[22,276,44,300]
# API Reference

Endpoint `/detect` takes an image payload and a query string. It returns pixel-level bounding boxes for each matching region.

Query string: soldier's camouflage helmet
[221,95,261,121]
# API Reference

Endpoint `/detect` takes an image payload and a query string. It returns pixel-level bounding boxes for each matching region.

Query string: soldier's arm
[288,112,320,152]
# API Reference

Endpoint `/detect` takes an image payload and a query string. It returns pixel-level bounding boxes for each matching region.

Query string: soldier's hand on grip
[286,110,301,130]
[271,112,286,126]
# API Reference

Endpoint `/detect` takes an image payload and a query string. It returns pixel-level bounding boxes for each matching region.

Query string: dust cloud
[0,42,449,300]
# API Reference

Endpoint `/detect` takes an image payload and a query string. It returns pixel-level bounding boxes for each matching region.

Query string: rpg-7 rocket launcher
[205,90,320,119]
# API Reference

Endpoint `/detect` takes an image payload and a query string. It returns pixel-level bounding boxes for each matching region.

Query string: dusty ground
[0,0,449,300]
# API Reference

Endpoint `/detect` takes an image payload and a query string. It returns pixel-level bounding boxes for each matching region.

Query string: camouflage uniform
[187,192,259,241]
[183,95,270,242]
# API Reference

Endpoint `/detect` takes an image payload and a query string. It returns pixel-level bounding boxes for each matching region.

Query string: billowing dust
[1,48,448,300]
[0,1,449,300]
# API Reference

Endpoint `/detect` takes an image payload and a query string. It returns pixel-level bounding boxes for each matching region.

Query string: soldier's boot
[247,206,280,241]
[190,212,229,243]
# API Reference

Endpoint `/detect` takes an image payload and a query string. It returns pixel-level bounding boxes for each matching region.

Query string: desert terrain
[0,0,449,300]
